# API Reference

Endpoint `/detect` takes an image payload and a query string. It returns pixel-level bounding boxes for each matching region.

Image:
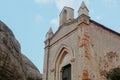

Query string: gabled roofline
[50,19,120,42]
[90,19,120,37]
[50,19,77,40]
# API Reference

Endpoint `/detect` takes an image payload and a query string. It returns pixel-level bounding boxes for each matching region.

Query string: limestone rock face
[22,54,42,80]
[0,21,42,80]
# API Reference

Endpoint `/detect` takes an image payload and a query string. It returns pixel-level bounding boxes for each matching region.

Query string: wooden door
[62,64,71,80]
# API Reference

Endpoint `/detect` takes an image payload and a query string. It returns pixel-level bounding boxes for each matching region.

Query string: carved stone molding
[71,58,75,63]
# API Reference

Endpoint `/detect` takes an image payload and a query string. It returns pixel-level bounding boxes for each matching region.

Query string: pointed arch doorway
[54,44,75,80]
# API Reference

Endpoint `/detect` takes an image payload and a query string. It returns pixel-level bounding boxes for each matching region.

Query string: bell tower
[59,7,74,26]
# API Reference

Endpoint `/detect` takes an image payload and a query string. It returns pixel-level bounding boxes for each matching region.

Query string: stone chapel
[43,2,120,80]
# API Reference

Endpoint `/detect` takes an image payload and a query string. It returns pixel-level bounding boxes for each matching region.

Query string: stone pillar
[43,28,53,80]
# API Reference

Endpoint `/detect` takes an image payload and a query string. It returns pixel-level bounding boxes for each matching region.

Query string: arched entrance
[54,44,74,80]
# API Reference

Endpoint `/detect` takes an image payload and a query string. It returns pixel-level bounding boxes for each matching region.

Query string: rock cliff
[0,21,42,80]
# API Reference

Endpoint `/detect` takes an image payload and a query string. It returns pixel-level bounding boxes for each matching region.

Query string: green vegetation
[106,68,120,80]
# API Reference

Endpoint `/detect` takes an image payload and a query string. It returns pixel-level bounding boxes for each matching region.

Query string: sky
[0,0,120,73]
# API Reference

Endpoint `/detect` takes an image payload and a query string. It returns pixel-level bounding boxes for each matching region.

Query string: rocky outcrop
[22,54,42,80]
[0,21,42,80]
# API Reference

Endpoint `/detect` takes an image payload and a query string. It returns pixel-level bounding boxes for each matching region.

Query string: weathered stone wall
[88,22,120,80]
[43,2,120,80]
[43,19,120,80]
[0,21,42,80]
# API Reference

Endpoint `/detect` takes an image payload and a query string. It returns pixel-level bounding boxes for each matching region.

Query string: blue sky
[0,0,120,73]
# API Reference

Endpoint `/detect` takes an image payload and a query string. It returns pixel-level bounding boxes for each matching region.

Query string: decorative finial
[78,1,89,17]
[46,27,53,40]
[48,27,53,33]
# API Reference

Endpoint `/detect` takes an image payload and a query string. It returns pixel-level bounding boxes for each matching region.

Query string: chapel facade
[43,2,120,80]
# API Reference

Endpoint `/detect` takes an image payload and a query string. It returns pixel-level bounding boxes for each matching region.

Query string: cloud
[55,0,75,10]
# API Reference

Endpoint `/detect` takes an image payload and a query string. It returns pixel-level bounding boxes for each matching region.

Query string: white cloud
[35,15,43,24]
[55,0,75,10]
